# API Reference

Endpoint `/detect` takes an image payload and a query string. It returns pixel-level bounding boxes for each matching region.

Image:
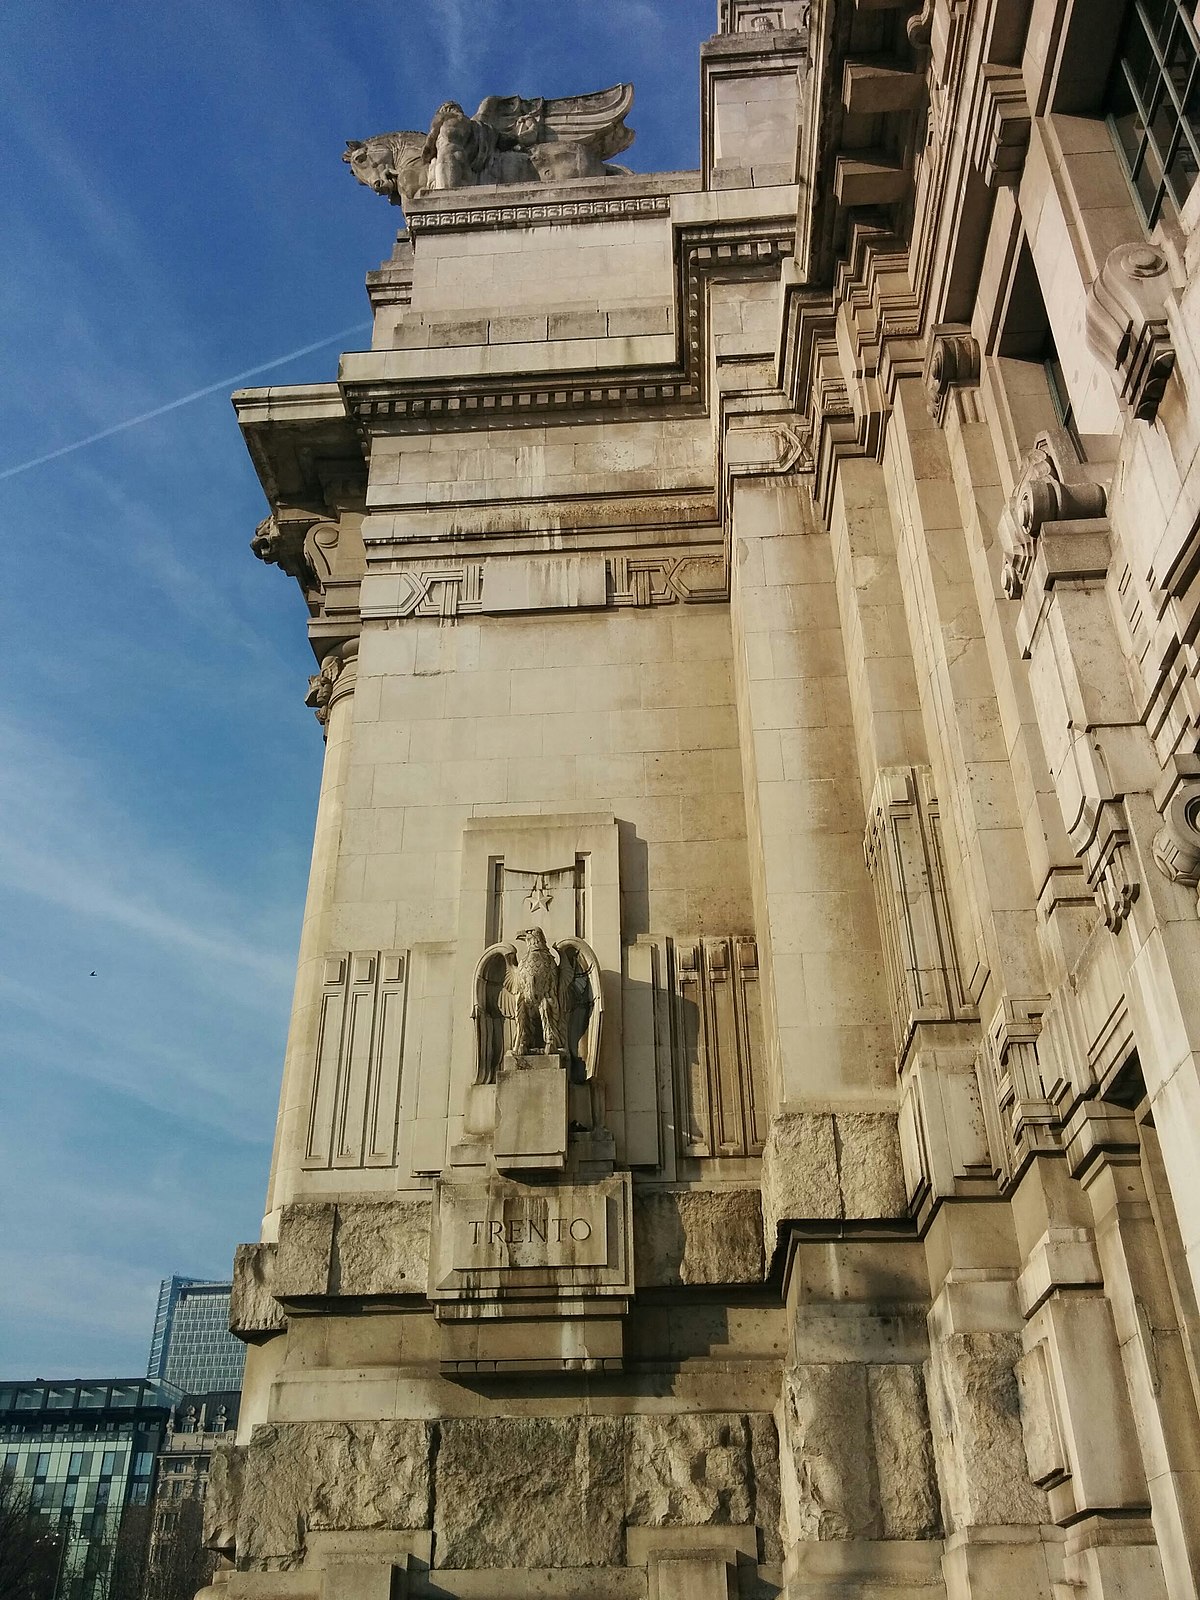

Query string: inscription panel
[429,1173,633,1303]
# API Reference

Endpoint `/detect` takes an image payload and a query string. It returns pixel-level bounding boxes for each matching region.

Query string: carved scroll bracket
[924,326,980,425]
[1085,242,1178,424]
[1000,431,1109,603]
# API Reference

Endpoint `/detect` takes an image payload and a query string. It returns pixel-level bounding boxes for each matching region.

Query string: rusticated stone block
[238,1422,434,1567]
[779,1365,876,1543]
[778,1362,940,1548]
[230,1243,286,1338]
[868,1364,941,1539]
[434,1416,624,1569]
[275,1203,335,1298]
[633,1187,764,1287]
[203,1441,245,1554]
[836,1112,908,1221]
[762,1111,908,1251]
[927,1331,1046,1529]
[627,1412,756,1527]
[762,1113,841,1246]
[332,1199,431,1295]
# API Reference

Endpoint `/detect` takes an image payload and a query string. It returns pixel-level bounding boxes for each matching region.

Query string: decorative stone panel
[303,950,410,1170]
[672,936,767,1160]
[864,766,978,1053]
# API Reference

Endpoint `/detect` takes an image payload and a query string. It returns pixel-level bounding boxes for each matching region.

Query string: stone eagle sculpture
[472,928,603,1086]
[343,84,635,209]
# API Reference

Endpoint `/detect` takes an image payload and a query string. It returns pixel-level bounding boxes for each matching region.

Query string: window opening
[1107,0,1200,224]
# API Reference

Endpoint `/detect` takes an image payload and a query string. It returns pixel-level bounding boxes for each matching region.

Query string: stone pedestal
[493,1052,568,1173]
[428,1171,634,1372]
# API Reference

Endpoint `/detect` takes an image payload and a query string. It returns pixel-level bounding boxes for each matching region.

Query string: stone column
[261,640,358,1228]
[728,473,905,1245]
[1065,1104,1200,1600]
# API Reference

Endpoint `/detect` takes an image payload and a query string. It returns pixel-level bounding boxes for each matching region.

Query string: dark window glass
[1108,0,1200,222]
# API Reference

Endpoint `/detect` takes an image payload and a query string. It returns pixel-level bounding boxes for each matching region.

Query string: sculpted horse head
[342,131,429,207]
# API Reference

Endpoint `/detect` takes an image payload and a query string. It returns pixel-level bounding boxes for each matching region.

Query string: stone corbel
[251,508,321,591]
[1085,242,1177,424]
[1000,431,1108,601]
[305,639,359,733]
[1152,752,1200,911]
[971,67,1030,188]
[983,997,1060,1167]
[924,326,980,425]
[1069,795,1140,934]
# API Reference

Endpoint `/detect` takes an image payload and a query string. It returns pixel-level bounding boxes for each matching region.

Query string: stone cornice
[407,192,673,234]
[338,216,795,433]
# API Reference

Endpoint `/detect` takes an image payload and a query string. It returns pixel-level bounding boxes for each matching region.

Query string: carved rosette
[1000,435,1108,599]
[304,641,358,733]
[1085,242,1177,423]
[1153,754,1200,913]
[924,327,980,425]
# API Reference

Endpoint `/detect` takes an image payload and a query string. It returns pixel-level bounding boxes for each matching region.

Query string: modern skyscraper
[147,1278,245,1394]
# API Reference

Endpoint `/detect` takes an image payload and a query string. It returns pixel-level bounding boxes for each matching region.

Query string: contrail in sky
[0,322,372,483]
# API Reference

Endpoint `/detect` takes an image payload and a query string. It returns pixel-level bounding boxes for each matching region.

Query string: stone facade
[210,4,1200,1598]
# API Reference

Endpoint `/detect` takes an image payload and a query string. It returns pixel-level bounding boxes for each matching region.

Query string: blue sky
[0,0,717,1378]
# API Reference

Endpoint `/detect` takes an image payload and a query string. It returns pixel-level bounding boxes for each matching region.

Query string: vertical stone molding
[864,765,978,1054]
[1085,242,1177,423]
[672,936,767,1161]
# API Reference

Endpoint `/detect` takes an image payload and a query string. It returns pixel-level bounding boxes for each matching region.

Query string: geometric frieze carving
[1085,241,1177,424]
[394,563,484,620]
[999,431,1108,600]
[608,555,727,607]
[723,419,814,479]
[364,556,730,620]
[863,766,979,1055]
[672,937,767,1161]
[302,950,409,1170]
[344,85,636,209]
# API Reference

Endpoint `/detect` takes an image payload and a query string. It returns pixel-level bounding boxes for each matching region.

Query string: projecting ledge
[339,334,677,386]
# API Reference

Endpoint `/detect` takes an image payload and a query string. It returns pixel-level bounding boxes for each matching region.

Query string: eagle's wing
[472,941,518,1083]
[554,937,603,1079]
[540,84,634,160]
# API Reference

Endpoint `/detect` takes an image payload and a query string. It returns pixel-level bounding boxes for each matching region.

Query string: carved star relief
[524,875,554,913]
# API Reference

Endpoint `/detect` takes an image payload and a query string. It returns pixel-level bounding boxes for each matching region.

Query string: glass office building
[0,1378,180,1600]
[147,1277,245,1393]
